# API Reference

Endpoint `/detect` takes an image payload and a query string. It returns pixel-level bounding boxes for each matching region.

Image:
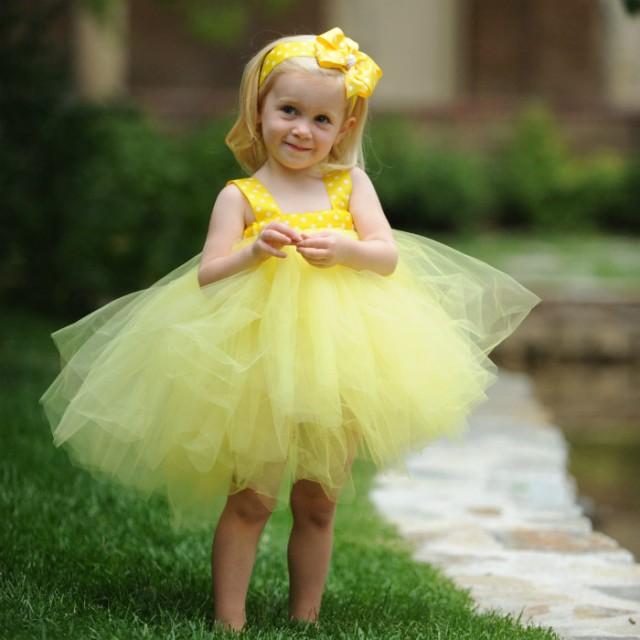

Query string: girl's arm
[197,186,260,287]
[198,185,302,287]
[339,167,398,276]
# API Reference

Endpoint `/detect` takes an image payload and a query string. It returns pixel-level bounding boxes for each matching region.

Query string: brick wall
[466,0,603,108]
[128,0,323,126]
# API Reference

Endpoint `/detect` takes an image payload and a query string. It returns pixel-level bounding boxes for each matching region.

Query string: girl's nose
[292,121,311,138]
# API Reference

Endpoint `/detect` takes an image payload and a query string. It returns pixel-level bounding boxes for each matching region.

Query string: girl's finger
[263,229,293,245]
[267,223,301,244]
[303,231,331,239]
[298,247,326,258]
[258,240,286,258]
[297,237,328,249]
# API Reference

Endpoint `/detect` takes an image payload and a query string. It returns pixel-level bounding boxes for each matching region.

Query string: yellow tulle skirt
[39,228,541,531]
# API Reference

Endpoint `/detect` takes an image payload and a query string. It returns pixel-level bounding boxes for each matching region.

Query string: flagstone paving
[370,370,640,639]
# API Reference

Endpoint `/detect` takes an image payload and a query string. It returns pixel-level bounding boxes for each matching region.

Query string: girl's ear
[337,115,357,143]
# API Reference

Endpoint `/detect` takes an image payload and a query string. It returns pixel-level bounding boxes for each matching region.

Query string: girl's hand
[296,232,348,268]
[252,222,302,261]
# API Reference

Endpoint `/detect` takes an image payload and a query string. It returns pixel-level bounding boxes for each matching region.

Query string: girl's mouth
[285,142,311,152]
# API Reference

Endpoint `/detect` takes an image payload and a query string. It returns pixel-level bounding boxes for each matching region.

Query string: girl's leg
[211,487,275,632]
[287,479,338,624]
[287,434,359,624]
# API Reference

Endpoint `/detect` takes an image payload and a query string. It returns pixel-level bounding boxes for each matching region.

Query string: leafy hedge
[489,107,632,233]
[2,0,638,315]
[366,108,636,235]
[2,101,638,316]
[365,118,495,233]
[1,102,238,315]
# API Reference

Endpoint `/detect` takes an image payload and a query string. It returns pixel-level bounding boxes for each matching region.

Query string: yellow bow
[314,28,382,99]
[259,27,382,100]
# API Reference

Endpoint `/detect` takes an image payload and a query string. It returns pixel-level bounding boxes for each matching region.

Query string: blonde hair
[225,34,369,175]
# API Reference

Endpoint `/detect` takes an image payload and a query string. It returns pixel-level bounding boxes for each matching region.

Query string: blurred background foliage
[81,0,295,44]
[624,0,640,14]
[1,0,640,318]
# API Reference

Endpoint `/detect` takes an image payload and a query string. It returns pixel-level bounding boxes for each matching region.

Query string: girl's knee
[226,488,275,525]
[290,480,337,528]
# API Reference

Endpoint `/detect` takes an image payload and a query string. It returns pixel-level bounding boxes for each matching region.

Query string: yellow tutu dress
[39,168,541,531]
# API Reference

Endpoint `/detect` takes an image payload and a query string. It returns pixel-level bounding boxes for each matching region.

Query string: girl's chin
[275,157,316,171]
[268,157,327,176]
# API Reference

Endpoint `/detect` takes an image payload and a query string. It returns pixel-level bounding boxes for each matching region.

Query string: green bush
[599,155,640,233]
[0,2,245,315]
[1,99,239,316]
[3,97,638,318]
[557,152,628,232]
[55,108,236,306]
[3,1,638,319]
[491,106,569,228]
[59,108,239,312]
[0,0,72,312]
[367,118,494,232]
[365,108,634,236]
[490,106,630,232]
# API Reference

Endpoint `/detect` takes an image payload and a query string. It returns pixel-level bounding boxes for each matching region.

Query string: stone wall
[494,300,640,365]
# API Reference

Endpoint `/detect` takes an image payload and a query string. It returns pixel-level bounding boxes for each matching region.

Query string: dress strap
[226,177,281,223]
[323,169,352,210]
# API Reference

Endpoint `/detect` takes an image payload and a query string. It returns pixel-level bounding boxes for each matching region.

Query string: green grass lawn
[0,307,560,639]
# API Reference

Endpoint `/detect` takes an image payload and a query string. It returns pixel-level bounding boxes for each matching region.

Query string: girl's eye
[281,105,296,115]
[316,115,331,124]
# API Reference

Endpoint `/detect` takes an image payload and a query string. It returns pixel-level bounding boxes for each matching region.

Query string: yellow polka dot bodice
[227,169,355,240]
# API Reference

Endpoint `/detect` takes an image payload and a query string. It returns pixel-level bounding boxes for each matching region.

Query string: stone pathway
[369,370,640,639]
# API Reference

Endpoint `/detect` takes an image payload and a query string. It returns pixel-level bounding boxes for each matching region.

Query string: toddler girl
[40,27,540,633]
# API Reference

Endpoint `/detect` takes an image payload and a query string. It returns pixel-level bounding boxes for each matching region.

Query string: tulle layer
[39,228,541,531]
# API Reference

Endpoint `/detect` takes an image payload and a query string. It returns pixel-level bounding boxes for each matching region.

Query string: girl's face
[258,70,355,173]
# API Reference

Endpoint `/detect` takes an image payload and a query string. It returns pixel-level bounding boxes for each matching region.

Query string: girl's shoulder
[348,166,368,183]
[348,166,377,197]
[217,181,247,204]
[216,181,254,225]
[226,175,257,189]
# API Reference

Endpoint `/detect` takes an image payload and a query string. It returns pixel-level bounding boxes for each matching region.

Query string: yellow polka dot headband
[259,27,383,100]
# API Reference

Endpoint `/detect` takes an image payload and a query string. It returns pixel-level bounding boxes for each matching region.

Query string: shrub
[2,100,238,316]
[491,105,569,229]
[490,106,630,233]
[599,156,640,233]
[3,101,637,317]
[367,118,494,232]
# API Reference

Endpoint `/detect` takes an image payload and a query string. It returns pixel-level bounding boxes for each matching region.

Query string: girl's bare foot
[211,615,246,634]
[289,614,321,630]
